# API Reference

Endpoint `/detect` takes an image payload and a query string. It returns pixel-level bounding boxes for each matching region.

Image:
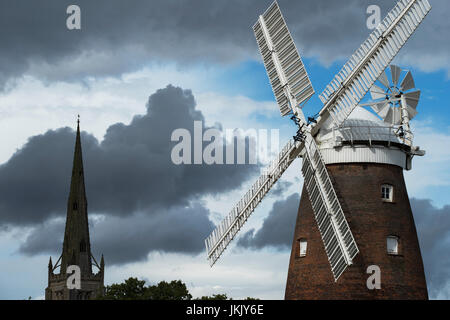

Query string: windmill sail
[253,1,314,117]
[205,140,300,266]
[315,0,431,131]
[400,71,415,91]
[302,136,359,279]
[252,1,359,281]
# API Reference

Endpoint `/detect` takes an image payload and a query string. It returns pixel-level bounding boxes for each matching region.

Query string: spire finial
[77,114,80,127]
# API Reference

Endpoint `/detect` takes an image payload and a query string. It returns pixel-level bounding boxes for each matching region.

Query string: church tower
[45,119,105,300]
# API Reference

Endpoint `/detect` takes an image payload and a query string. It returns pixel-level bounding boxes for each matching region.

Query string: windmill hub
[389,86,400,95]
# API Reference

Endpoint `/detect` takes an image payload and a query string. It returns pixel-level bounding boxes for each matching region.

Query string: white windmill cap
[316,107,407,169]
[317,107,403,146]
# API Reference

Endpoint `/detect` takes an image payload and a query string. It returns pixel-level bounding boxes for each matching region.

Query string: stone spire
[60,118,92,274]
[46,118,105,300]
[48,257,53,283]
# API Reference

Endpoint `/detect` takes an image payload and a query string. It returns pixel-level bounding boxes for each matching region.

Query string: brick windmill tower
[45,118,105,300]
[204,0,431,299]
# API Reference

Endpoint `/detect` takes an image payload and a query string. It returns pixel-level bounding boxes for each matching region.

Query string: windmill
[205,0,431,299]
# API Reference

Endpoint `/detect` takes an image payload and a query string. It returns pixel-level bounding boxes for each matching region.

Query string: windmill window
[299,239,307,257]
[381,184,393,202]
[387,236,399,255]
[73,202,78,210]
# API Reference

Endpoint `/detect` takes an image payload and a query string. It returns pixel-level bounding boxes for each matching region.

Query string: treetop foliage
[100,277,258,300]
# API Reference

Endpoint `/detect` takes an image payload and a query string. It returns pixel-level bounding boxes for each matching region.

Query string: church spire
[46,117,105,300]
[60,117,92,274]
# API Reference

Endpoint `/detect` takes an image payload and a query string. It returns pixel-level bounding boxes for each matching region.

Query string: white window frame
[387,235,399,255]
[299,239,307,257]
[381,184,394,202]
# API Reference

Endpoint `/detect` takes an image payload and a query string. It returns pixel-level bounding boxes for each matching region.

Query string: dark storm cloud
[19,203,214,263]
[91,204,215,264]
[0,84,259,226]
[18,219,64,255]
[0,0,448,88]
[411,198,450,299]
[237,193,299,250]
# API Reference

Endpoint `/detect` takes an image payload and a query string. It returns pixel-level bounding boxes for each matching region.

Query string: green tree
[100,277,257,300]
[101,278,191,300]
[147,280,192,300]
[196,293,229,300]
[196,294,259,300]
[102,277,148,300]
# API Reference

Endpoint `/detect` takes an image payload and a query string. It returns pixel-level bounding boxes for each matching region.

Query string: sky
[0,0,449,300]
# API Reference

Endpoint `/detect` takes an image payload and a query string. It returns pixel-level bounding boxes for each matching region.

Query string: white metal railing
[331,124,413,146]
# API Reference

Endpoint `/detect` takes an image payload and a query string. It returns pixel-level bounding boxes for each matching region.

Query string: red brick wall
[285,163,428,300]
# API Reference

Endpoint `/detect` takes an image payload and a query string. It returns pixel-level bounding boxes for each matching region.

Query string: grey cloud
[237,193,299,250]
[19,203,214,264]
[411,198,450,299]
[0,127,81,224]
[0,84,259,226]
[0,0,448,88]
[18,219,65,255]
[91,204,214,264]
[269,180,293,198]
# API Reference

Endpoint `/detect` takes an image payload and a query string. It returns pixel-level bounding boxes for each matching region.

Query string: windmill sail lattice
[205,140,299,266]
[301,136,359,279]
[253,1,315,117]
[314,0,431,131]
